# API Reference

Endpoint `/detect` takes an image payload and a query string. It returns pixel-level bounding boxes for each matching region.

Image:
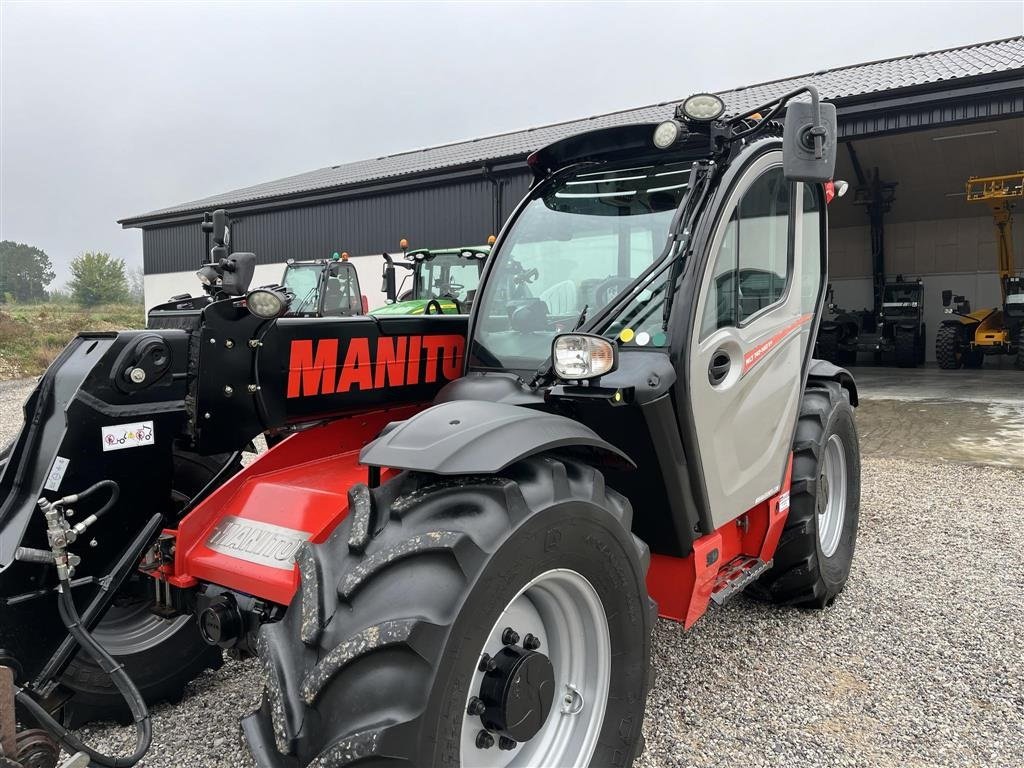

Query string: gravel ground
[2,377,1022,767]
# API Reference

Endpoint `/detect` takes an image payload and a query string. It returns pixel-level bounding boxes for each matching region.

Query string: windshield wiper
[572,304,589,331]
[291,284,319,314]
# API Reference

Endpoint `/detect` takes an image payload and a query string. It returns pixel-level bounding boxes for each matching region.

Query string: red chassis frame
[156,411,792,630]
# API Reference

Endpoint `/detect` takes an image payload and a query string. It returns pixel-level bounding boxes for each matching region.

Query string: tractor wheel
[244,455,653,768]
[58,451,238,727]
[935,323,964,369]
[751,381,860,608]
[816,329,840,363]
[918,323,927,365]
[894,328,918,368]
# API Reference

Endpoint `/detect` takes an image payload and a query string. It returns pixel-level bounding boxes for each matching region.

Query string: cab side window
[701,167,792,337]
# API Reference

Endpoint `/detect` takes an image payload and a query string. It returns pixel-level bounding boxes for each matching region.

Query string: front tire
[894,327,918,368]
[752,381,860,607]
[935,323,964,369]
[244,456,653,768]
[58,451,236,727]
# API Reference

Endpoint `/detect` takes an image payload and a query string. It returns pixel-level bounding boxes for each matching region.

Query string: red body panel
[166,405,417,605]
[646,455,792,628]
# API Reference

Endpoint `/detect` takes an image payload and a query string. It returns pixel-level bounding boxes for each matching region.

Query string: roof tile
[124,36,1024,223]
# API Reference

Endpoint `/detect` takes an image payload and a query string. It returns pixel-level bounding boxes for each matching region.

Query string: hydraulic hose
[14,579,151,767]
[62,479,120,522]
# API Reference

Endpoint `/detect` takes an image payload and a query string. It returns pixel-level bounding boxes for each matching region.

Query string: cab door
[687,151,823,530]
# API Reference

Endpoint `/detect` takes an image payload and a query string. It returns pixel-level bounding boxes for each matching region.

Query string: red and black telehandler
[0,86,859,768]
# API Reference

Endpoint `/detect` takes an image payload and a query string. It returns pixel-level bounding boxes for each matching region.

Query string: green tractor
[372,238,492,316]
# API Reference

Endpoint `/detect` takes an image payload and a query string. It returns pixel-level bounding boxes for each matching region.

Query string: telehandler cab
[0,86,859,768]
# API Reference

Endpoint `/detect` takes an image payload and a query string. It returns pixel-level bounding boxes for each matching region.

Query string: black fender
[807,358,858,407]
[359,400,633,475]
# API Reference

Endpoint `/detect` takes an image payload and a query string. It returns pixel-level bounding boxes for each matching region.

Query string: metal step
[710,556,772,605]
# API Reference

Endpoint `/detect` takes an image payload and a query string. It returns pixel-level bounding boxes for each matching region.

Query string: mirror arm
[726,84,825,153]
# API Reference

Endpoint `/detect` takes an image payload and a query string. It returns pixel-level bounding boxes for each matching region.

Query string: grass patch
[0,303,145,380]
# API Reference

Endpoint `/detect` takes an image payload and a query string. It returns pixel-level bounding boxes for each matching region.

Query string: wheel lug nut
[501,627,520,645]
[476,730,495,749]
[498,736,517,751]
[523,633,541,651]
[479,654,497,673]
[467,696,486,716]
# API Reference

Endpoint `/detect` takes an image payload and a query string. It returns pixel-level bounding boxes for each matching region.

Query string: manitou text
[287,334,465,398]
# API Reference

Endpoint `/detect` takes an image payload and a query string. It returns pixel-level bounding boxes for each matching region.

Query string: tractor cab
[374,241,491,315]
[281,253,367,317]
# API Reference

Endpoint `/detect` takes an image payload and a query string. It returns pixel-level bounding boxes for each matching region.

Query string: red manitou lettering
[406,336,422,385]
[374,336,407,388]
[337,337,374,392]
[440,334,465,380]
[421,335,445,383]
[287,339,339,398]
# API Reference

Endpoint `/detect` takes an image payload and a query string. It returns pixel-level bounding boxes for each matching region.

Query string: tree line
[0,241,144,306]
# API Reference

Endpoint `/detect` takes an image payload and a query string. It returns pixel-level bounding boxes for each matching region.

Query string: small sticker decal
[779,491,791,512]
[44,456,70,492]
[101,421,155,452]
[635,331,651,346]
[619,328,635,343]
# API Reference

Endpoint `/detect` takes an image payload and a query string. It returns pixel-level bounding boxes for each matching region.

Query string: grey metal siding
[143,220,207,274]
[143,175,533,275]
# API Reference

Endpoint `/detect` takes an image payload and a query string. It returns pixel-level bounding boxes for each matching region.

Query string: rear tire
[58,451,237,727]
[243,456,653,768]
[935,323,964,369]
[751,381,860,607]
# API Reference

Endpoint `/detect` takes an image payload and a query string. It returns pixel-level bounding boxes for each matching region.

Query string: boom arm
[966,171,1022,302]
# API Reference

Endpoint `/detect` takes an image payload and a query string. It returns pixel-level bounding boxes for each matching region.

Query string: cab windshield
[284,262,362,316]
[414,252,484,302]
[283,264,322,314]
[471,161,691,371]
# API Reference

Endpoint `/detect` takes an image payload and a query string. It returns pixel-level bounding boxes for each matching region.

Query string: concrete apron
[852,366,1024,469]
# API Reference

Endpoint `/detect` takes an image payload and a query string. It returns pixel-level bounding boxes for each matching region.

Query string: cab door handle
[708,350,731,385]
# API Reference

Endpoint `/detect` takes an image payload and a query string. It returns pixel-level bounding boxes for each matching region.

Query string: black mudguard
[359,400,632,475]
[808,358,858,406]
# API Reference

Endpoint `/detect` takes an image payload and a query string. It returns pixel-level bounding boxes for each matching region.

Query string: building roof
[122,36,1024,225]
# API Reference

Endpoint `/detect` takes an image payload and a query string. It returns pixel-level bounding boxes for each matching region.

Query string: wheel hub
[476,643,555,743]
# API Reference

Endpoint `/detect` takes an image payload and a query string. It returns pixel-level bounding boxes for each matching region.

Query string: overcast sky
[1,1,1019,287]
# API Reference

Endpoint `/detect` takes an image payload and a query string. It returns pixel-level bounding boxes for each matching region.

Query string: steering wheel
[425,299,446,315]
[441,294,464,313]
[593,276,634,307]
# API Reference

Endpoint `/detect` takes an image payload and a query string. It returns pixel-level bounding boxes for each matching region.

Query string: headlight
[681,93,725,122]
[196,265,220,286]
[653,120,682,149]
[552,333,618,381]
[246,287,291,319]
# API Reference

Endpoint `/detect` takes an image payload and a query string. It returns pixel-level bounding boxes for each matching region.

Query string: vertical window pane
[801,183,823,316]
[701,167,791,337]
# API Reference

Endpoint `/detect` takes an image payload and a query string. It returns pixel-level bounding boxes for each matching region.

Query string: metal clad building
[124,38,1024,361]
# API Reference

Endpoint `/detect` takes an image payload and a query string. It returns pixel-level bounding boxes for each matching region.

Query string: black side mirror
[219,252,256,297]
[942,289,952,307]
[212,209,229,246]
[783,91,837,183]
[382,265,397,302]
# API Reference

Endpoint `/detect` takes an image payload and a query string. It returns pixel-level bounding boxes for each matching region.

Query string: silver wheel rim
[460,568,610,768]
[817,433,847,558]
